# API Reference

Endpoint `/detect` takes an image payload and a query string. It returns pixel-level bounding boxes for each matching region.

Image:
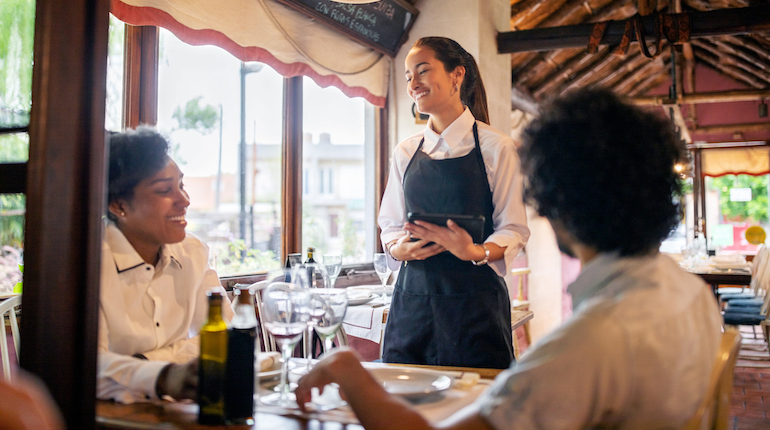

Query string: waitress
[378,37,530,369]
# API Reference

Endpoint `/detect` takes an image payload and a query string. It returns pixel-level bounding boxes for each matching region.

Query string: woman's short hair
[413,37,489,124]
[107,127,170,221]
[520,88,686,256]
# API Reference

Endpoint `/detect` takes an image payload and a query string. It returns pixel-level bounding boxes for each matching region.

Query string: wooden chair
[510,267,532,347]
[682,329,741,430]
[236,281,277,353]
[0,294,21,382]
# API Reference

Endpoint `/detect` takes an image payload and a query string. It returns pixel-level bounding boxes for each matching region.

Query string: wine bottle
[198,290,228,425]
[224,287,257,425]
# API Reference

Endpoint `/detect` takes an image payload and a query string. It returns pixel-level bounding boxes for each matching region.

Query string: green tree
[173,96,219,133]
[0,0,35,126]
[710,175,769,224]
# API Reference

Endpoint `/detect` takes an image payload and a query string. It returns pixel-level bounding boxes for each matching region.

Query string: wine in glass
[373,253,391,302]
[323,254,342,288]
[312,289,348,354]
[259,282,310,407]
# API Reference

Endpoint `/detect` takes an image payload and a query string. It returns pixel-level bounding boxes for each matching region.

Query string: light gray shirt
[478,252,722,429]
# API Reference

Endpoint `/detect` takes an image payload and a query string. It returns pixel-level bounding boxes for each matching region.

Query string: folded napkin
[346,288,373,300]
[257,352,280,372]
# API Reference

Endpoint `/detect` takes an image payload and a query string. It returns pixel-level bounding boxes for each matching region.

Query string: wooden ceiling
[505,0,770,143]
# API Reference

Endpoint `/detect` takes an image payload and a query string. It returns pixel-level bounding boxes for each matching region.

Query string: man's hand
[156,358,198,400]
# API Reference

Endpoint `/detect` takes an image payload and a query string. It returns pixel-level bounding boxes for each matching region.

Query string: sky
[148,29,368,177]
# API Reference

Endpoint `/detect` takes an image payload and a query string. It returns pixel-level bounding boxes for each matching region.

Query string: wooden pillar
[122,25,159,128]
[23,0,109,428]
[374,101,389,253]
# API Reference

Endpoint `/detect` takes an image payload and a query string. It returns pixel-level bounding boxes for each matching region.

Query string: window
[301,77,376,263]
[704,174,768,255]
[0,0,35,293]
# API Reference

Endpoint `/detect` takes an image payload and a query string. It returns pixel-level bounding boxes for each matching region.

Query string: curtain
[702,147,770,177]
[111,0,390,107]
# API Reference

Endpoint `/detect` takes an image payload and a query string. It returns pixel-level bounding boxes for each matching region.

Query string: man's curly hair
[520,88,686,256]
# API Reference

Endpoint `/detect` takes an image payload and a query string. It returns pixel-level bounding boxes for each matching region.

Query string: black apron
[382,123,514,369]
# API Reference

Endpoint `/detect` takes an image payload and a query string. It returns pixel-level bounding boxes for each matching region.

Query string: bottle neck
[207,300,224,323]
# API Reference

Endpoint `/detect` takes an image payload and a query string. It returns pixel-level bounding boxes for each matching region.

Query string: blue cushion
[723,312,764,325]
[727,298,764,308]
[720,293,757,302]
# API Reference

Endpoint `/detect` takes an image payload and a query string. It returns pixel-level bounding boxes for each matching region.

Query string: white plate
[258,357,295,381]
[713,263,749,270]
[347,294,376,306]
[367,367,452,400]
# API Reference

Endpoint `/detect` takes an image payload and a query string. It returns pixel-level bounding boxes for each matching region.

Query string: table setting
[256,359,491,426]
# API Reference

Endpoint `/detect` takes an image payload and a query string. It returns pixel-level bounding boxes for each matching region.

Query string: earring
[455,85,459,92]
[120,212,126,217]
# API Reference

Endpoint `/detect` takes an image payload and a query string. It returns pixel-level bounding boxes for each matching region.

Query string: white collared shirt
[97,222,232,403]
[477,252,722,429]
[378,108,530,276]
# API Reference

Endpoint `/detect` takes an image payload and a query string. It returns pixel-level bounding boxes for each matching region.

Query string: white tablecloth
[342,286,391,344]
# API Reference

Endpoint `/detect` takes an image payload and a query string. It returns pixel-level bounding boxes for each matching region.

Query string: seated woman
[97,127,232,403]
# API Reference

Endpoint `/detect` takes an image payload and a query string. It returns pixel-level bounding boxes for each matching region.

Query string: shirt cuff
[134,360,171,401]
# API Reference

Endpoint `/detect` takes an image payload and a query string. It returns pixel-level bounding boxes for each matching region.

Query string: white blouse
[378,108,530,276]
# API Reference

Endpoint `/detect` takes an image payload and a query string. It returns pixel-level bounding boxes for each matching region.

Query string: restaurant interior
[1,0,770,428]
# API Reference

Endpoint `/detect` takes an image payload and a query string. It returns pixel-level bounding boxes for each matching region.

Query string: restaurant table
[693,271,752,296]
[96,363,504,430]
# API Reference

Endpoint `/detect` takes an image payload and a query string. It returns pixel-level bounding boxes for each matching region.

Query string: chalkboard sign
[274,0,419,57]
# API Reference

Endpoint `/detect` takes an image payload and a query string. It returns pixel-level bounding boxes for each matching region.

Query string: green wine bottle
[197,290,228,425]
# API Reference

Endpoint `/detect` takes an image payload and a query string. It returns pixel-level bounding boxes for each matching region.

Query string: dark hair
[413,37,489,124]
[107,126,170,221]
[520,88,686,256]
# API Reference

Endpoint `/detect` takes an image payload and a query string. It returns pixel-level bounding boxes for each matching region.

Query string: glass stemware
[259,282,310,407]
[373,253,391,302]
[311,289,348,354]
[293,293,327,376]
[323,254,342,288]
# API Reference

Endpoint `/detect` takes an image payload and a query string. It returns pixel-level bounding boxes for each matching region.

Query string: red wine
[224,327,256,424]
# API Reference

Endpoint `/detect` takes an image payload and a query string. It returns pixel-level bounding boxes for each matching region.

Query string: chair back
[235,281,277,353]
[682,329,741,430]
[510,267,531,306]
[0,294,22,382]
[750,245,770,297]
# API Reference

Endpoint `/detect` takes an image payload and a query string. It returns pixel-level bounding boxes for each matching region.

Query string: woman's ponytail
[413,37,490,124]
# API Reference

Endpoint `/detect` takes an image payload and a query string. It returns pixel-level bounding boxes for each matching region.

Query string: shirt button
[146,267,151,271]
[156,322,160,327]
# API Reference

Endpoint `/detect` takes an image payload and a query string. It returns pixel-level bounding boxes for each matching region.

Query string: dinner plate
[347,294,376,306]
[257,357,295,381]
[367,367,452,400]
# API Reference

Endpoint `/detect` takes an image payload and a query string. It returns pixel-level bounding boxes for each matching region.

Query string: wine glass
[312,289,348,354]
[373,253,391,302]
[259,282,310,407]
[292,292,327,376]
[323,254,342,288]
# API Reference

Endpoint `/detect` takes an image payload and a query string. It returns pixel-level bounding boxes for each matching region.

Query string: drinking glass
[259,282,310,407]
[323,254,342,288]
[373,253,391,302]
[293,292,327,376]
[311,289,348,354]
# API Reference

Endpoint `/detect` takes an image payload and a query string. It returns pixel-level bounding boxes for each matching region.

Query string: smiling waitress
[378,37,530,369]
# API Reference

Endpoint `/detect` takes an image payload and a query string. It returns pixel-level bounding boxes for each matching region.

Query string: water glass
[311,289,348,354]
[373,253,391,302]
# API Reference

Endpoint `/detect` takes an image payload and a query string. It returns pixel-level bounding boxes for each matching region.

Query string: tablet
[407,212,485,244]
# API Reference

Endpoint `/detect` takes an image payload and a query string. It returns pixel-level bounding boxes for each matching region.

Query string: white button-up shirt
[478,252,722,429]
[378,108,530,276]
[97,222,232,403]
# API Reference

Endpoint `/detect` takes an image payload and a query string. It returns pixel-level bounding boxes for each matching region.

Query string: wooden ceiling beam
[511,85,540,114]
[667,104,693,143]
[693,122,770,134]
[561,50,628,94]
[710,39,770,82]
[498,5,770,54]
[722,35,770,62]
[692,40,769,87]
[628,73,669,97]
[611,55,667,94]
[592,52,655,89]
[532,45,611,98]
[633,89,770,105]
[637,0,658,16]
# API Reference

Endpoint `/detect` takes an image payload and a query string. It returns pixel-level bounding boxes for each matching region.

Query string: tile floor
[731,366,770,428]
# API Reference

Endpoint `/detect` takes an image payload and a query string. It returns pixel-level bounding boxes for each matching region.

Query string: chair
[236,281,277,353]
[682,329,741,430]
[1,294,22,382]
[723,289,770,348]
[719,245,768,305]
[510,267,532,348]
